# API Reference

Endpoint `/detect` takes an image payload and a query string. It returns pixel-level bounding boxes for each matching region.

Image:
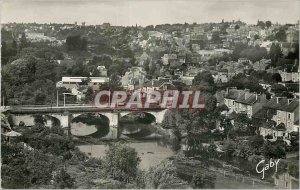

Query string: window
[288,113,291,119]
[232,101,235,106]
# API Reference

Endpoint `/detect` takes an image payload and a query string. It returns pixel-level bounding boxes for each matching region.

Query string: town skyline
[1,0,300,26]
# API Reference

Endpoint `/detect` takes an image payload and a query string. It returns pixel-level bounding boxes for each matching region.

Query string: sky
[1,0,300,26]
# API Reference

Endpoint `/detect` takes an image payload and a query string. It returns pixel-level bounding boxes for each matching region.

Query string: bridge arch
[70,113,110,138]
[11,114,61,127]
[119,109,167,124]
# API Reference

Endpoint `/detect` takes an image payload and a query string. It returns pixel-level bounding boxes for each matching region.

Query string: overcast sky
[1,0,299,26]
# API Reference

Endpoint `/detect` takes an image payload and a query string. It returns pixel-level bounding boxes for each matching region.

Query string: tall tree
[269,43,283,66]
[103,143,141,183]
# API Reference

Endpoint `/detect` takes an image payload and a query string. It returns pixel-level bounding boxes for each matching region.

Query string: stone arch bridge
[5,105,168,139]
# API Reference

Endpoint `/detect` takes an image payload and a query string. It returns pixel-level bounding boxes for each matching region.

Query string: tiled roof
[252,107,276,120]
[263,97,299,112]
[224,89,259,105]
[224,89,241,100]
[235,92,258,105]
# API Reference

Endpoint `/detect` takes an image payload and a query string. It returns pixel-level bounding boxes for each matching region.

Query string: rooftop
[263,97,299,112]
[61,77,109,83]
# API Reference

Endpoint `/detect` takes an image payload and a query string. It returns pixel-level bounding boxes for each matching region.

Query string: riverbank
[77,141,175,170]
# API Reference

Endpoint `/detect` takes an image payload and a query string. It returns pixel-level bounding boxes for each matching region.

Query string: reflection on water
[71,122,97,136]
[77,141,175,170]
[71,113,109,138]
[119,112,157,139]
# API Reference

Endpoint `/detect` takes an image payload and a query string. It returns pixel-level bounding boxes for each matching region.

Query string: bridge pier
[100,112,119,139]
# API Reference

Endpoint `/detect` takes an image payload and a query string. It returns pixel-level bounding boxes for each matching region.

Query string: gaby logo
[256,159,280,179]
[92,90,205,109]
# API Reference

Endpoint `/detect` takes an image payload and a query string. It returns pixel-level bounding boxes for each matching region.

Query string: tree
[1,143,57,188]
[192,172,216,189]
[234,24,240,30]
[257,20,265,29]
[228,73,264,93]
[232,43,248,60]
[254,34,260,40]
[108,73,122,90]
[224,140,237,159]
[211,32,221,43]
[85,87,94,103]
[19,32,28,50]
[265,21,272,28]
[35,90,47,105]
[262,141,286,159]
[146,160,187,189]
[274,28,287,42]
[269,43,283,66]
[248,135,264,150]
[104,143,141,183]
[193,71,215,93]
[272,73,282,83]
[53,168,75,189]
[66,35,87,51]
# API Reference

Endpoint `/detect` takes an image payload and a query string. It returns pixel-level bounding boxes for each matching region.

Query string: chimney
[276,97,279,104]
[255,93,258,100]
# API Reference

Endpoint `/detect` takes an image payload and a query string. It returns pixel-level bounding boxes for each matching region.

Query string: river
[77,141,175,170]
[72,114,298,188]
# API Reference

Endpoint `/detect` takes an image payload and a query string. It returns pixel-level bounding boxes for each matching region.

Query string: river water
[72,114,298,188]
[77,141,175,170]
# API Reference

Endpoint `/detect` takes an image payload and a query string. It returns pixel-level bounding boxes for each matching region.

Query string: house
[144,77,176,91]
[224,88,267,118]
[222,41,231,48]
[162,54,177,65]
[179,76,194,86]
[148,31,163,39]
[254,97,299,143]
[24,32,56,42]
[121,67,147,90]
[253,59,271,71]
[213,69,234,83]
[97,66,108,77]
[260,41,273,52]
[278,61,300,82]
[238,58,251,64]
[197,50,215,61]
[136,52,151,66]
[185,65,202,77]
